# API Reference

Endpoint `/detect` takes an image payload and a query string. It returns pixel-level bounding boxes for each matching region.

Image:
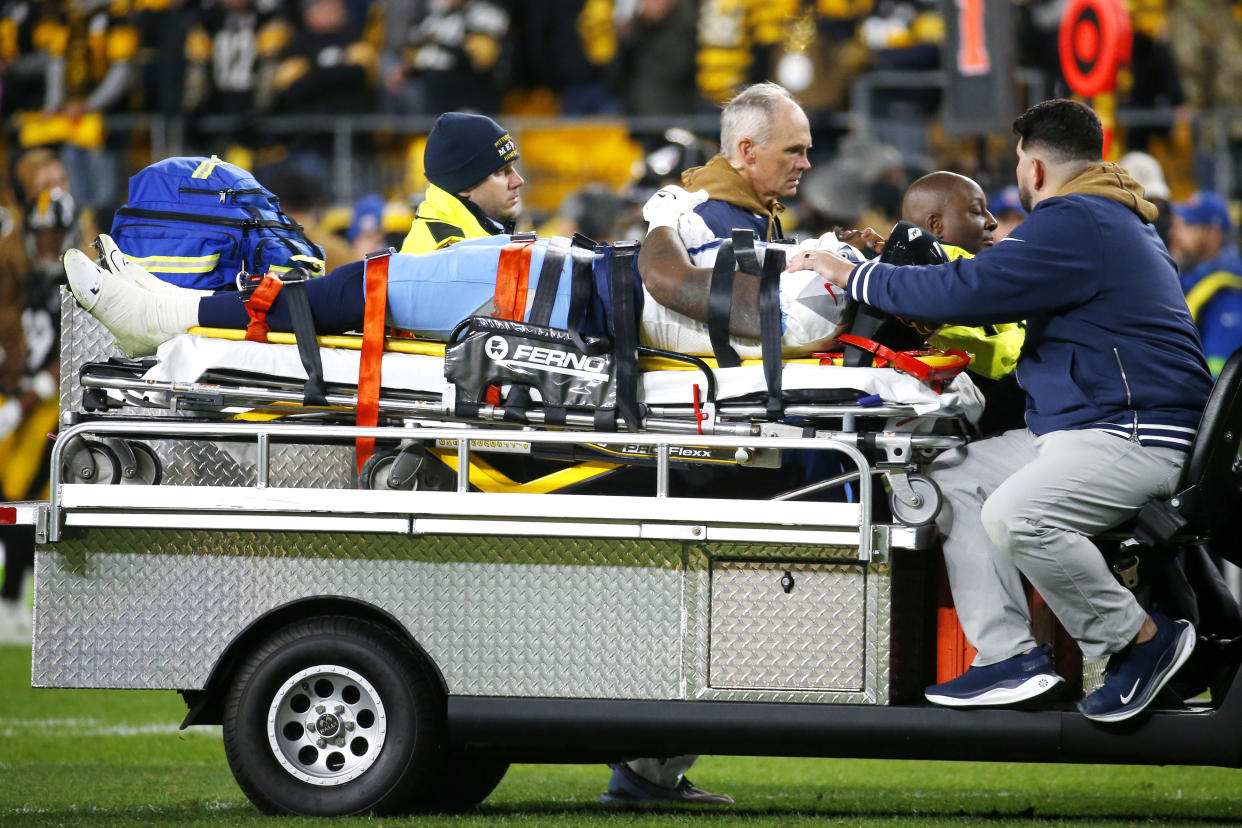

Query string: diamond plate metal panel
[32,530,685,698]
[62,295,353,488]
[709,561,870,692]
[41,528,686,567]
[144,439,354,488]
[267,443,354,488]
[61,289,121,416]
[705,553,889,705]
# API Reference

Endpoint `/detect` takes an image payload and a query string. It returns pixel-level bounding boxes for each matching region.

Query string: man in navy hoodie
[795,99,1212,723]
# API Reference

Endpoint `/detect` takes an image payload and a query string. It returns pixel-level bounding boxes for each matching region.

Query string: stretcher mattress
[144,333,985,420]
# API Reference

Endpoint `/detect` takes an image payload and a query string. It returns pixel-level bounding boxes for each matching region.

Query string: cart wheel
[61,440,121,485]
[888,474,942,527]
[361,447,453,491]
[118,442,162,485]
[359,450,404,490]
[223,616,444,816]
[429,754,509,811]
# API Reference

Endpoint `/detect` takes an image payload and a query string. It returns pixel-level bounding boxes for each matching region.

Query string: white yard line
[1,802,245,816]
[0,718,221,737]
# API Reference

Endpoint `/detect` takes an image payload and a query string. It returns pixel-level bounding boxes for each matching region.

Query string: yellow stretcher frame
[429,450,620,494]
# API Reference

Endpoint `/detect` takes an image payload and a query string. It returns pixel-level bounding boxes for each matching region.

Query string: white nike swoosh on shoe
[1119,677,1142,704]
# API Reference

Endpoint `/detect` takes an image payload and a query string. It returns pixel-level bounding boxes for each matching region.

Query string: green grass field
[2,644,1241,827]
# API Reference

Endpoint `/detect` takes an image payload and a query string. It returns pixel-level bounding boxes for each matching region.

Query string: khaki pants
[930,428,1185,665]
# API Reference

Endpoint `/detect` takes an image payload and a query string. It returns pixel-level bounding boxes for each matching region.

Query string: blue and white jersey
[377,230,862,358]
[640,230,862,357]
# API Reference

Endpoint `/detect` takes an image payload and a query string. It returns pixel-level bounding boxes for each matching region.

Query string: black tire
[888,473,942,527]
[429,754,509,811]
[360,446,456,492]
[61,441,121,485]
[359,450,401,490]
[118,442,162,485]
[222,616,445,816]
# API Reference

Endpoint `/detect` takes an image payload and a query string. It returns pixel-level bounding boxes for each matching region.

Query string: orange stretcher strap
[244,274,285,342]
[485,240,535,407]
[493,240,534,321]
[356,254,390,473]
[835,334,971,390]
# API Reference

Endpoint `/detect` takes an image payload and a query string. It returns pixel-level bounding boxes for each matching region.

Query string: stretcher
[71,313,981,524]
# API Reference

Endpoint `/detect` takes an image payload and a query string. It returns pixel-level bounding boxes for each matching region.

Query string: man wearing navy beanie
[401,112,524,254]
[406,115,732,806]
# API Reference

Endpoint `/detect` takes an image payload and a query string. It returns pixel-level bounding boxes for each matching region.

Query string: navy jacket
[694,199,783,241]
[848,183,1211,448]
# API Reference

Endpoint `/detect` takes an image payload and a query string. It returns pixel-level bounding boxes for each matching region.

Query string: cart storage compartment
[708,559,886,702]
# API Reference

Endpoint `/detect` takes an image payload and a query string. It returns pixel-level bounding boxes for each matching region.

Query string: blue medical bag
[110,156,325,290]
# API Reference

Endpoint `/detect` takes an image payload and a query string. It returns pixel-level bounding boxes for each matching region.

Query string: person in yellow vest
[400,113,524,255]
[908,173,1024,376]
[1169,191,1242,377]
[904,171,1026,436]
[402,111,732,806]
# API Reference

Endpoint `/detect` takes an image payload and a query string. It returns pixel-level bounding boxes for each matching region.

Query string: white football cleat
[93,234,213,297]
[63,248,200,357]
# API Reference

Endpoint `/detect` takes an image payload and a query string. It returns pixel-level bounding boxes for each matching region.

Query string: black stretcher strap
[707,238,741,369]
[759,243,785,418]
[593,408,617,431]
[502,392,530,420]
[566,244,602,355]
[843,305,890,367]
[609,241,643,432]
[279,270,328,406]
[504,237,585,419]
[733,228,761,277]
[529,237,569,326]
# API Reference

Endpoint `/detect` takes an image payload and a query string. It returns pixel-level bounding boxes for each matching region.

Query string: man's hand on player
[785,248,857,289]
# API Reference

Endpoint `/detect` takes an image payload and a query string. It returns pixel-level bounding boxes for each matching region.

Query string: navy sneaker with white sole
[925,643,1064,707]
[1077,611,1195,723]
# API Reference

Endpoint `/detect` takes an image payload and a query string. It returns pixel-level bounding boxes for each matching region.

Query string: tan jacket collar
[1056,162,1160,223]
[682,156,785,222]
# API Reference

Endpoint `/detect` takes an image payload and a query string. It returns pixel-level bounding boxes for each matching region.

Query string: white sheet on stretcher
[146,334,984,421]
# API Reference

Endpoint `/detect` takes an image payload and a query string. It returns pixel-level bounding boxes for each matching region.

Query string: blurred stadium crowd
[1,0,1241,261]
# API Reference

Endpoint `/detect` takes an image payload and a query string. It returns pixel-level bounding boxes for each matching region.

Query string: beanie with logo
[423,112,519,195]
